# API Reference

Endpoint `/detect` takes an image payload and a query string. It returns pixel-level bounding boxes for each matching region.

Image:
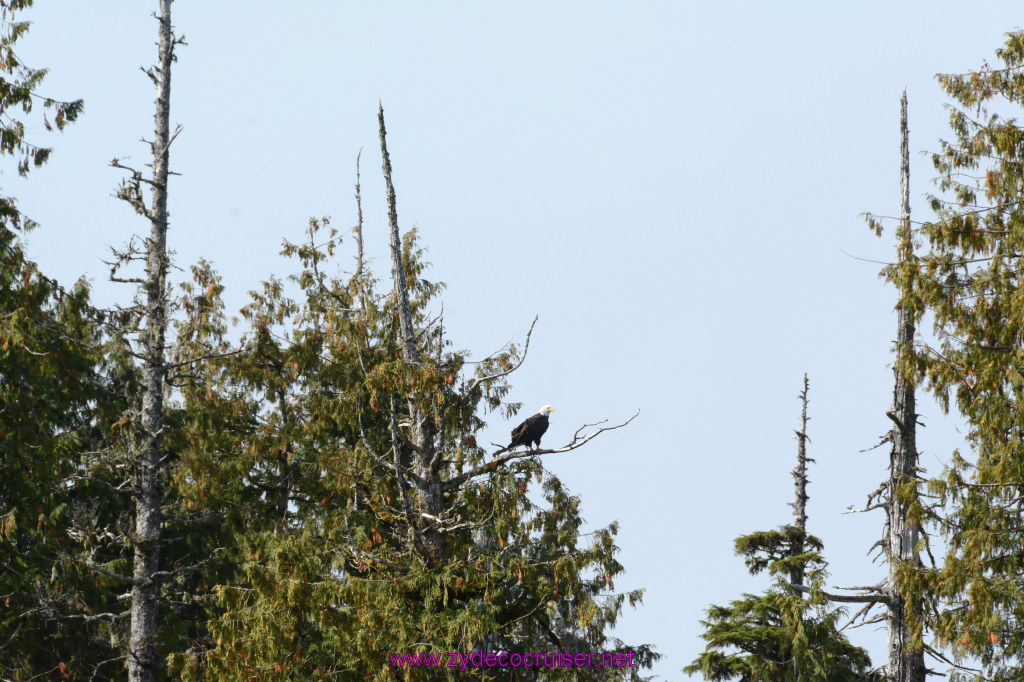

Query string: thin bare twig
[466,315,539,393]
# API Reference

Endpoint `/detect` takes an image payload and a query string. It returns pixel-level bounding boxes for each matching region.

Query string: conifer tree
[0,225,108,677]
[0,2,103,677]
[686,377,873,681]
[855,90,928,682]
[1,5,656,674]
[84,1,186,679]
[127,2,174,673]
[890,30,1024,680]
[882,90,927,682]
[180,108,656,680]
[0,0,82,229]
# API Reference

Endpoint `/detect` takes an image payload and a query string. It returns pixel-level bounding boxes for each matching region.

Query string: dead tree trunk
[378,103,444,563]
[126,2,175,679]
[788,374,811,591]
[807,92,929,681]
[885,88,927,682]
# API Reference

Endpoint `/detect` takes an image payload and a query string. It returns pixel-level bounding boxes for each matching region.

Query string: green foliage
[0,0,83,230]
[1,159,652,678]
[894,29,1024,679]
[0,5,654,676]
[733,527,824,577]
[686,528,873,681]
[156,219,656,680]
[0,2,110,677]
[0,225,116,676]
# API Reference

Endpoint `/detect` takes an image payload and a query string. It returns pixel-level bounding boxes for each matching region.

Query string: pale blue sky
[13,2,1024,678]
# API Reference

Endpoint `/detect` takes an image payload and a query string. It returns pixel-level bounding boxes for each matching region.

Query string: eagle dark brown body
[508,405,554,451]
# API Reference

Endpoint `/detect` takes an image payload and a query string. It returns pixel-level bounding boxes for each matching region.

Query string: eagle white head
[539,405,554,415]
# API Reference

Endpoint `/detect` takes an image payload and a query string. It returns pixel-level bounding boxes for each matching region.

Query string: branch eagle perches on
[445,410,640,492]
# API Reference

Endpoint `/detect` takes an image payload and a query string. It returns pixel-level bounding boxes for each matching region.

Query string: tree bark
[378,103,417,366]
[886,89,927,682]
[377,103,443,562]
[354,149,366,312]
[129,1,173,679]
[789,374,810,590]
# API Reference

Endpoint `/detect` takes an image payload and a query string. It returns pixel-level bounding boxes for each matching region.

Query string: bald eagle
[508,405,554,451]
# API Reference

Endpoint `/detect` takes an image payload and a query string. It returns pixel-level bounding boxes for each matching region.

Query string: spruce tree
[686,377,873,681]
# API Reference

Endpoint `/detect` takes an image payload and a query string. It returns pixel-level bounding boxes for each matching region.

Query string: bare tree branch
[86,562,135,585]
[465,315,538,393]
[446,410,639,491]
[165,346,244,371]
[789,582,889,605]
